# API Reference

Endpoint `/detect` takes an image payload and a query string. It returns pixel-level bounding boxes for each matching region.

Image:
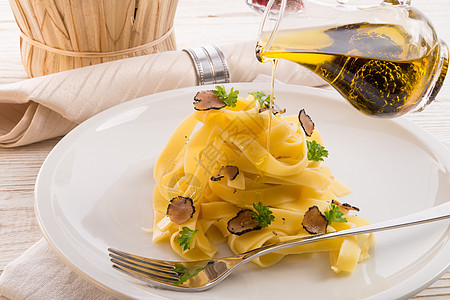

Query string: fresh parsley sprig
[307,140,329,162]
[174,264,207,285]
[324,203,347,225]
[249,91,274,108]
[177,226,198,251]
[213,85,239,107]
[252,201,275,228]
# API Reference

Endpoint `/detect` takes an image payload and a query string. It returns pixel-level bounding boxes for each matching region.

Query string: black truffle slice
[302,206,328,234]
[298,109,315,137]
[210,174,224,181]
[193,90,226,111]
[273,108,287,115]
[166,196,195,225]
[258,106,269,114]
[210,165,239,181]
[332,199,360,212]
[227,209,261,235]
[258,105,286,115]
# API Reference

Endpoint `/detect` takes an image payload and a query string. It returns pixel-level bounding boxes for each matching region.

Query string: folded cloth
[0,238,117,300]
[0,41,324,148]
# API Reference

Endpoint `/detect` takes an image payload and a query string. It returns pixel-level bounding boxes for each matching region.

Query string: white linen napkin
[0,239,117,300]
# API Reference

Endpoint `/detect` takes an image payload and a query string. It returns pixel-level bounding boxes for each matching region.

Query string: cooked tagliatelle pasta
[151,88,374,273]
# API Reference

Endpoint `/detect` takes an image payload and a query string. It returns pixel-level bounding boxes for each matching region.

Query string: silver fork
[108,201,450,292]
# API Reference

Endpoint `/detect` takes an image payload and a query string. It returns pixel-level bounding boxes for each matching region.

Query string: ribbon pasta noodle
[152,91,373,273]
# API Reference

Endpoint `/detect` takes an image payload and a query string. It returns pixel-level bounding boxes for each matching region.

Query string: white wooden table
[0,0,449,298]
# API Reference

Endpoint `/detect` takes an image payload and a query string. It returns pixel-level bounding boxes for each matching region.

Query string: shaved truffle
[210,174,224,181]
[166,196,195,225]
[258,107,269,114]
[227,209,261,235]
[211,165,239,181]
[193,90,226,111]
[298,109,315,137]
[302,206,328,234]
[273,108,287,115]
[258,106,286,115]
[332,199,360,212]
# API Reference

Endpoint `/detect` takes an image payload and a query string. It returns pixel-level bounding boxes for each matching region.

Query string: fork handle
[239,201,450,262]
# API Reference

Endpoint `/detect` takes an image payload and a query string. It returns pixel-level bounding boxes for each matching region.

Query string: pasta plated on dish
[151,86,374,274]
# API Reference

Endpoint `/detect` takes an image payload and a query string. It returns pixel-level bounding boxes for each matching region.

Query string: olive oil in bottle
[257,22,448,118]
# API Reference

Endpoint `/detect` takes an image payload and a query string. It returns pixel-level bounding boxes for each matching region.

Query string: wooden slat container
[9,0,178,77]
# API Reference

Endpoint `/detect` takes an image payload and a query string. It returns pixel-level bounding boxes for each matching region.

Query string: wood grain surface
[0,0,449,299]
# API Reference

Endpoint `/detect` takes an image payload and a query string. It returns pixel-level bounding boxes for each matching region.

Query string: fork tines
[108,248,181,284]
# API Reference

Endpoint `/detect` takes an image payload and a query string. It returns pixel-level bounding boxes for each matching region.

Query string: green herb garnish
[249,91,274,108]
[213,85,239,107]
[177,226,198,251]
[307,140,329,162]
[174,264,188,274]
[252,201,275,228]
[174,265,207,285]
[324,203,347,225]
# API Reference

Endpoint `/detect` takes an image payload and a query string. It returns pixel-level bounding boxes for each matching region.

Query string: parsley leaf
[252,201,275,228]
[173,264,188,274]
[307,140,329,162]
[324,203,347,225]
[213,85,239,107]
[249,91,274,108]
[175,266,206,285]
[174,264,207,285]
[177,226,198,251]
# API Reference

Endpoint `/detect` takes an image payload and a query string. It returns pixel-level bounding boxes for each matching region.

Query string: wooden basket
[9,0,179,77]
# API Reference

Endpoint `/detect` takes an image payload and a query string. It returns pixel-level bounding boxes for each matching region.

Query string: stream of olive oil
[266,58,278,151]
[257,22,445,118]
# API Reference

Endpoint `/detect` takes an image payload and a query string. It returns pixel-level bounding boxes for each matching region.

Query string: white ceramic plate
[35,83,450,300]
